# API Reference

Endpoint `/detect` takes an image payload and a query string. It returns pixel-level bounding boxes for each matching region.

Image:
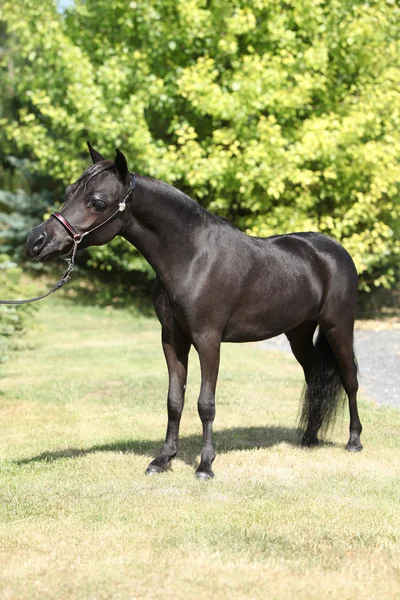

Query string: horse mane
[70,165,237,231]
[139,174,237,230]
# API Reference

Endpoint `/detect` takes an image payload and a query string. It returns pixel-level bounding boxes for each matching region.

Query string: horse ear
[115,149,129,182]
[87,141,105,163]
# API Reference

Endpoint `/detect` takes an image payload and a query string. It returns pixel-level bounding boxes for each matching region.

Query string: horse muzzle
[26,221,72,261]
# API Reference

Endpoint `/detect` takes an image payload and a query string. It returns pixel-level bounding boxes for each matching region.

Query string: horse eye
[92,199,107,212]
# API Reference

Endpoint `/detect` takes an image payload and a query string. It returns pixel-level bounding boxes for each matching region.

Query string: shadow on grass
[15,425,334,468]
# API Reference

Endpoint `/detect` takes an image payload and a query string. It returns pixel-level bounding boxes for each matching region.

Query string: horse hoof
[145,465,166,475]
[346,443,363,452]
[195,471,214,480]
[301,436,319,448]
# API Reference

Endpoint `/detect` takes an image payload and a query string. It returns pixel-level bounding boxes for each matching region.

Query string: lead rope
[0,174,136,306]
[0,241,79,306]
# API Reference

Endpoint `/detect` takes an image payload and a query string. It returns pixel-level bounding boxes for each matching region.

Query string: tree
[2,0,399,289]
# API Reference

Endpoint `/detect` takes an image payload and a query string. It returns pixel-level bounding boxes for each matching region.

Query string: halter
[51,174,136,244]
[0,174,137,305]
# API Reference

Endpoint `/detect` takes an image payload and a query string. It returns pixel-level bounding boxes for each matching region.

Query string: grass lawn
[1,298,399,600]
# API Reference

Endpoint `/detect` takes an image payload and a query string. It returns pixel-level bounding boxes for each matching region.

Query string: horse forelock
[68,160,117,196]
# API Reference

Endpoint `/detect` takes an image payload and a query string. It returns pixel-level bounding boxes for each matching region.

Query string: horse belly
[222,284,320,343]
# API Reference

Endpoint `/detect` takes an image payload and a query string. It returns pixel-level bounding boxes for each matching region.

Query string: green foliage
[0,155,60,274]
[0,172,54,263]
[0,255,36,372]
[1,0,399,290]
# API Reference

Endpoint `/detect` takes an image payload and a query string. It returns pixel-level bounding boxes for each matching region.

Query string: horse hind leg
[285,321,322,446]
[321,322,363,452]
[285,321,318,382]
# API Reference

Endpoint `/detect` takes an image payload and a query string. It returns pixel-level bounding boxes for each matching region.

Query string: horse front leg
[146,324,191,474]
[194,335,221,480]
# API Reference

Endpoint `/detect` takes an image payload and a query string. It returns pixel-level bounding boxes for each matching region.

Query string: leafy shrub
[0,187,54,263]
[2,0,399,290]
[0,254,36,372]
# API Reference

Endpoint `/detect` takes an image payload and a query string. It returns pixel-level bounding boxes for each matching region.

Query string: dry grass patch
[1,299,399,599]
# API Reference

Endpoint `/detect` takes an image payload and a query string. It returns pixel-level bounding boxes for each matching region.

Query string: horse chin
[39,251,60,263]
[36,242,71,262]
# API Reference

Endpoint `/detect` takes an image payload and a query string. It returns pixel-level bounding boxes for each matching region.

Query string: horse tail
[299,328,348,438]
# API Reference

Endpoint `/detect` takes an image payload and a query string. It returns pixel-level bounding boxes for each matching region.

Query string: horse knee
[198,396,215,422]
[167,394,184,421]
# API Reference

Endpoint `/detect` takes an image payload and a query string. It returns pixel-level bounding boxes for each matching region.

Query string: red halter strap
[51,212,81,240]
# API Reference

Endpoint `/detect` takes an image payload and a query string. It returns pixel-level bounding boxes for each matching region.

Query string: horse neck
[122,176,207,279]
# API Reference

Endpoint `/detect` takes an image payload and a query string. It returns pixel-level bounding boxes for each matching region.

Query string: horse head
[26,143,132,261]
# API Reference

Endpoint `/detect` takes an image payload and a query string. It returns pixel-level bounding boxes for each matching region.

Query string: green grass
[1,299,399,600]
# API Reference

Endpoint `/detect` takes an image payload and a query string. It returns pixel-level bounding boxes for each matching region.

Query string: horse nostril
[33,231,47,254]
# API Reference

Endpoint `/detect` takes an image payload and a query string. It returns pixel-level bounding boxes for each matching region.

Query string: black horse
[26,145,363,479]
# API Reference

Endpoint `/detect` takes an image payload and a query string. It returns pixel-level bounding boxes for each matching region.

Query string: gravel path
[260,328,400,408]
